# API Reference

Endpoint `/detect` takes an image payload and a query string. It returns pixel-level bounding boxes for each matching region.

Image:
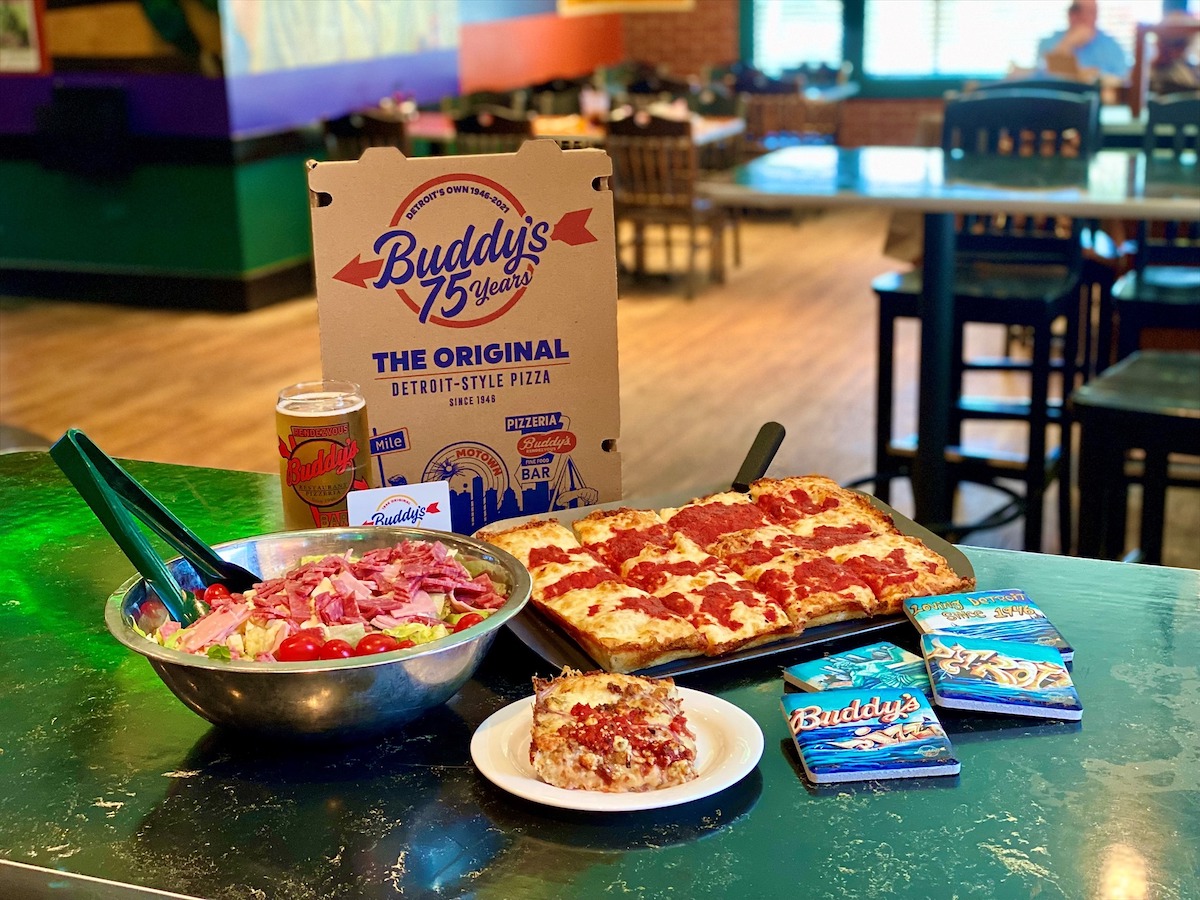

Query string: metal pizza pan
[477,490,974,679]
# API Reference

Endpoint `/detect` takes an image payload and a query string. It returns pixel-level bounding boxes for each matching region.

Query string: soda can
[276,380,373,529]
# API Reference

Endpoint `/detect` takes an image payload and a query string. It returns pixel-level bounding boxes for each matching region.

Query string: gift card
[346,481,452,531]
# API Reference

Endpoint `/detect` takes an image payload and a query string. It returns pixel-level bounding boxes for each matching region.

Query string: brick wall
[837,98,947,147]
[618,3,950,148]
[621,0,739,79]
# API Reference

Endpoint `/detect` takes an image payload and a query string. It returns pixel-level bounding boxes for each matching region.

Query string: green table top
[1,453,1197,900]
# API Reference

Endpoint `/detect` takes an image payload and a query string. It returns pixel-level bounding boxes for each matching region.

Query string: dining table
[698,145,1200,540]
[2,451,1199,899]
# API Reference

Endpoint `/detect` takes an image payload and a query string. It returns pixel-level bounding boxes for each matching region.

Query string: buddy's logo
[277,433,369,524]
[517,430,577,458]
[334,172,597,328]
[365,493,441,527]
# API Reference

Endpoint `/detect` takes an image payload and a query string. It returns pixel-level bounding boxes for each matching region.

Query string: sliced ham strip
[177,602,253,653]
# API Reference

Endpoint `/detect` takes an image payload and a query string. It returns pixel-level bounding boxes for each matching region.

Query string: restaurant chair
[968,77,1101,97]
[605,112,728,299]
[452,109,533,155]
[530,76,588,116]
[871,89,1099,552]
[1110,92,1200,363]
[968,80,1119,373]
[687,85,747,251]
[687,84,746,119]
[1129,18,1200,117]
[323,108,410,160]
[441,90,528,119]
[1069,350,1200,563]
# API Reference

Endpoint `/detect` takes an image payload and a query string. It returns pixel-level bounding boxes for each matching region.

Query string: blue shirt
[1037,28,1129,78]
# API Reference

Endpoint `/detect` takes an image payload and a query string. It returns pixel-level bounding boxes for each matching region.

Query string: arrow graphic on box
[334,254,386,288]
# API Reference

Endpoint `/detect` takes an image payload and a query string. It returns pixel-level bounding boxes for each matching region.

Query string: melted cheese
[477,519,579,567]
[572,507,665,546]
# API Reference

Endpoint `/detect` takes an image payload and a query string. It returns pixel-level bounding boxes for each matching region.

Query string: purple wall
[0,73,230,138]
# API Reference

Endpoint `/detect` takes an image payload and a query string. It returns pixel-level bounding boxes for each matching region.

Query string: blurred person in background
[1037,0,1129,81]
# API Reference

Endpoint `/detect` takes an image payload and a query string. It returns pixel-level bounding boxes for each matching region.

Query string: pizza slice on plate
[830,532,975,615]
[530,668,698,792]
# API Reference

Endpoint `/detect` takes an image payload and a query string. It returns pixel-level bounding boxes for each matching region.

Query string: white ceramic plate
[470,687,764,812]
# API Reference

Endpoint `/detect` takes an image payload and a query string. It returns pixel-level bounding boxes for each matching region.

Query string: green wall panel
[232,152,318,275]
[3,161,240,275]
[2,156,316,279]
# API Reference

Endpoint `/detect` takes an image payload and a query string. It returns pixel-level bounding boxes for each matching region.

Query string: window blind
[862,0,1167,78]
[752,0,845,76]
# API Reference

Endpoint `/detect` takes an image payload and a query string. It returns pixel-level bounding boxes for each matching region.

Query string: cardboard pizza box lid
[307,140,622,533]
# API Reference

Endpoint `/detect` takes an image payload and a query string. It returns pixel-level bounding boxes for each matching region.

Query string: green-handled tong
[50,429,261,625]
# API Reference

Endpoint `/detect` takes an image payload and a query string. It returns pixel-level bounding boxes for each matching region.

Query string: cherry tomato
[276,632,326,662]
[354,633,401,656]
[317,639,355,660]
[137,598,169,633]
[202,583,232,603]
[395,639,416,650]
[453,613,485,633]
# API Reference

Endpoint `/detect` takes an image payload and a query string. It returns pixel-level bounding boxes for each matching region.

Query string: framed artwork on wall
[558,0,694,15]
[0,0,48,74]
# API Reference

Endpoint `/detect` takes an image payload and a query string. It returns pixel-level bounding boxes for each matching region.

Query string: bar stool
[1110,93,1200,365]
[870,89,1099,552]
[1069,350,1200,563]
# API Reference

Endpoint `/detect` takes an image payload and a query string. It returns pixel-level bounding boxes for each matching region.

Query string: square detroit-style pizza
[479,476,973,672]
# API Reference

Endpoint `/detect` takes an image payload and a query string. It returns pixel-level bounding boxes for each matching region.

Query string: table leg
[913,211,956,532]
[1140,445,1168,565]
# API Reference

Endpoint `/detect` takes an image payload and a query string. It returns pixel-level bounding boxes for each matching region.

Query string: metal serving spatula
[731,421,787,493]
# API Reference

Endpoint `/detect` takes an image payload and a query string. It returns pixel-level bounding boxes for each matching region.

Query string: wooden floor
[3,207,1196,568]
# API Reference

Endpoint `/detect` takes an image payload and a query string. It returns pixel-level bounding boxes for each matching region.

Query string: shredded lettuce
[382,621,450,644]
[325,622,367,647]
[243,620,285,658]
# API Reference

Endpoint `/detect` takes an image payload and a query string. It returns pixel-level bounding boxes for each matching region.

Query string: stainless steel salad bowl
[105,527,531,739]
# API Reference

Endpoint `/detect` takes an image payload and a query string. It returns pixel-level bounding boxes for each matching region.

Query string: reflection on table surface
[2,452,1198,900]
[701,145,1200,219]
